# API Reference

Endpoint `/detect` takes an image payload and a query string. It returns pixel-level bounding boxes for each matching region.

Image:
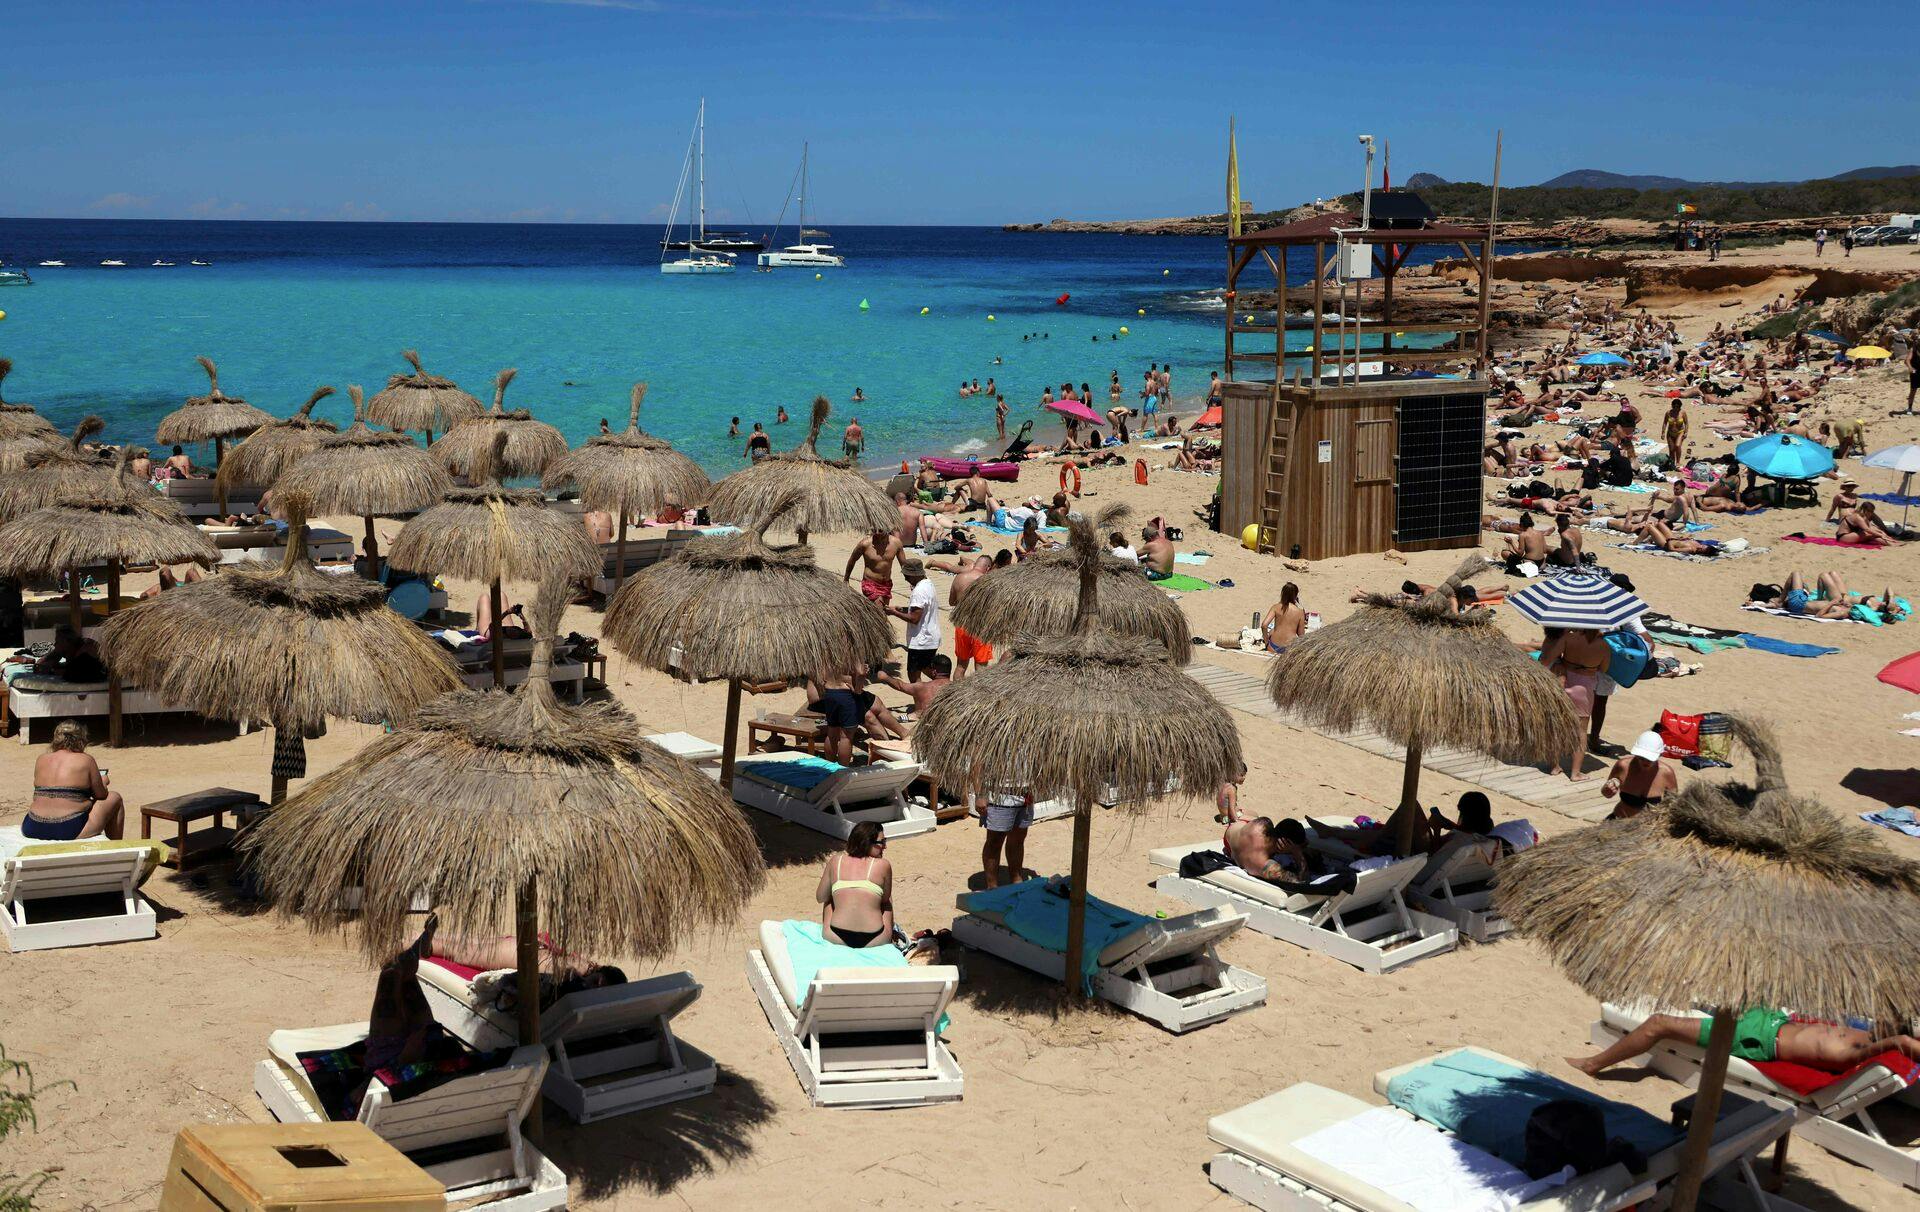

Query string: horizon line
[0,214,1002,229]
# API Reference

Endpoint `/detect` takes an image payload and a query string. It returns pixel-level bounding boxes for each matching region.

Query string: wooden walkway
[1187,661,1617,822]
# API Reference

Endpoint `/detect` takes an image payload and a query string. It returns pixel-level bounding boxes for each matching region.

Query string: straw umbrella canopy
[542,382,712,597]
[602,498,892,787]
[429,369,568,482]
[242,577,765,1115]
[274,386,453,565]
[0,358,60,441]
[97,494,461,802]
[366,349,485,443]
[0,417,156,525]
[1268,556,1581,855]
[704,397,895,539]
[954,505,1190,662]
[388,432,599,689]
[216,386,338,498]
[1495,716,1920,1212]
[0,463,218,744]
[913,516,1241,993]
[155,358,275,515]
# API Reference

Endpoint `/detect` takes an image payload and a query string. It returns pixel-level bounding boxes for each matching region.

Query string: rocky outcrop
[1624,264,1913,306]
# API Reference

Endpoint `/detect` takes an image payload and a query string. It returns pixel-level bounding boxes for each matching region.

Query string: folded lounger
[1,834,164,952]
[418,960,718,1124]
[731,753,936,841]
[745,919,963,1109]
[1149,842,1457,974]
[1369,1046,1805,1212]
[253,1023,567,1210]
[1207,1083,1653,1212]
[1591,1003,1920,1191]
[952,878,1267,1033]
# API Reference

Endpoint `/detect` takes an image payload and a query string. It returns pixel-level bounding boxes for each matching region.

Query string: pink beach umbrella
[1045,398,1105,426]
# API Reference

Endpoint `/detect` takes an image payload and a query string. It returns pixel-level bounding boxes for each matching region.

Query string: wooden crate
[159,1122,443,1211]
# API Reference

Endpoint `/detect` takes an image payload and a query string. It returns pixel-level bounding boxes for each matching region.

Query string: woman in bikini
[22,720,124,841]
[1539,627,1609,781]
[814,821,893,948]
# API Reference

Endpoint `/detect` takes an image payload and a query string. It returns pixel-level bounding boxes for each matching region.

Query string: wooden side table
[140,786,267,872]
[747,712,828,756]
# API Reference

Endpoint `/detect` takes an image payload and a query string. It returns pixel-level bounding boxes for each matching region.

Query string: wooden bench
[748,711,829,757]
[140,786,268,872]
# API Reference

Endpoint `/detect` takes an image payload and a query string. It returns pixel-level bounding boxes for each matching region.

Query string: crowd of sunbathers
[1213,787,1536,884]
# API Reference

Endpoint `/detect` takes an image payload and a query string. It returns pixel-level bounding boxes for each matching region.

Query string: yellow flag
[1227,117,1242,239]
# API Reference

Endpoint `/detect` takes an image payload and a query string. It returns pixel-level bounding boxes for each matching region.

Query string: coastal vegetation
[1337,173,1920,224]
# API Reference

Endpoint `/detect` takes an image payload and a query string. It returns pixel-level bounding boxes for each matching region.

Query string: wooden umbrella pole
[613,513,628,598]
[1395,740,1424,858]
[1671,1008,1734,1212]
[214,436,229,517]
[106,559,123,747]
[65,564,83,634]
[363,515,380,566]
[515,873,544,1140]
[269,725,288,805]
[1062,797,1093,998]
[720,677,742,789]
[490,579,507,689]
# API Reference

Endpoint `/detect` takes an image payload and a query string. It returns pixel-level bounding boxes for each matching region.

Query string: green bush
[1,1047,70,1212]
[1309,176,1920,226]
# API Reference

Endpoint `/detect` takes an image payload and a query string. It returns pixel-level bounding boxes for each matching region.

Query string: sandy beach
[4,233,1919,1211]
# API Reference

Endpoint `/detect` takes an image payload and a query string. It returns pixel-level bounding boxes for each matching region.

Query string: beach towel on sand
[1150,572,1213,592]
[1738,634,1840,659]
[779,921,949,1033]
[1612,542,1765,564]
[1785,533,1889,549]
[1861,807,1920,838]
[960,878,1147,993]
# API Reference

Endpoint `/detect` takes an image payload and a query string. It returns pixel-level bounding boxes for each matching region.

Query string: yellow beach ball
[1240,523,1261,551]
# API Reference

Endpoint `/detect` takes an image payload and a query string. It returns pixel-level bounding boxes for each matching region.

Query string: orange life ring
[1059,463,1082,497]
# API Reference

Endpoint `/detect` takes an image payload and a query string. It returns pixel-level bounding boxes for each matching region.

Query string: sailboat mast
[798,142,808,236]
[697,99,707,243]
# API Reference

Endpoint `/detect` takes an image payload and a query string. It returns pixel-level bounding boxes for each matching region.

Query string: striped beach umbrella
[1509,573,1646,630]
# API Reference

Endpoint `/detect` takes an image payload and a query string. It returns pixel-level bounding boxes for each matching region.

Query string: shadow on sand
[542,1069,776,1201]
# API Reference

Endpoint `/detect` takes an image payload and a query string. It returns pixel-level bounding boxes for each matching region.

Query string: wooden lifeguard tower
[1217,200,1494,560]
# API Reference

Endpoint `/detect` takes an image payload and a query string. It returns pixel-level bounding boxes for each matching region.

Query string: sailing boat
[758,144,845,268]
[660,99,736,275]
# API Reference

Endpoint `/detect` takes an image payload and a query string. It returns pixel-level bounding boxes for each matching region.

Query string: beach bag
[1523,1100,1645,1180]
[1656,710,1703,758]
[1603,630,1651,689]
[1696,713,1733,762]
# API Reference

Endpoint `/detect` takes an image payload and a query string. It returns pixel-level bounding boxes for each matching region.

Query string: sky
[2,0,1913,226]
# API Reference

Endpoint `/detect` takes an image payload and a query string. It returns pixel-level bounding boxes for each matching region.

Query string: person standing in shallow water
[842,417,865,463]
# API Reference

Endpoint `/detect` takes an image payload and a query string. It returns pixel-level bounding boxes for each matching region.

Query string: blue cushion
[737,756,844,791]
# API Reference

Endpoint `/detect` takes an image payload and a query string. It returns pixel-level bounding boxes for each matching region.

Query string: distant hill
[1340,171,1920,225]
[1829,165,1920,182]
[1403,172,1449,189]
[1535,166,1920,191]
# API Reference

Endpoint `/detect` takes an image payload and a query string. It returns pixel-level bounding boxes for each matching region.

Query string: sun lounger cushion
[1147,842,1342,912]
[9,675,112,693]
[283,1028,511,1123]
[737,756,842,791]
[958,878,1155,992]
[761,919,950,1032]
[1385,1050,1681,1168]
[1297,1105,1574,1212]
[5,835,169,887]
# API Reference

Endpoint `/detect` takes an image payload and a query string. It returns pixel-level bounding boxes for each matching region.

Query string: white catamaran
[660,99,736,276]
[758,143,845,268]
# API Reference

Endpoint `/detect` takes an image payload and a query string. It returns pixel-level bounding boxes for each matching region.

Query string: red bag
[1657,710,1703,758]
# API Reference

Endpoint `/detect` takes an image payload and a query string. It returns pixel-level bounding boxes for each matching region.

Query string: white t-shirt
[906,578,940,650]
[1110,544,1139,563]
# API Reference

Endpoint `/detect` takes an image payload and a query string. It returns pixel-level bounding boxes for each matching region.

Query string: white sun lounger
[457,657,586,703]
[1149,842,1457,974]
[417,962,718,1124]
[1207,1083,1652,1212]
[6,678,220,745]
[745,920,963,1109]
[159,477,264,517]
[1591,1003,1920,1191]
[1305,816,1528,944]
[253,1022,566,1210]
[731,752,936,840]
[951,889,1266,1033]
[1,838,162,952]
[591,531,699,597]
[1372,1046,1808,1212]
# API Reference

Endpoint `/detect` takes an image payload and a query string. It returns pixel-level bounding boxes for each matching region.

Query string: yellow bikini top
[831,856,884,899]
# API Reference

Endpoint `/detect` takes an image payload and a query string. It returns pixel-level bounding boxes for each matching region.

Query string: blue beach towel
[960,878,1148,993]
[736,756,843,791]
[1386,1050,1681,1169]
[1737,634,1841,658]
[778,921,950,1033]
[1862,807,1920,838]
[1864,492,1920,508]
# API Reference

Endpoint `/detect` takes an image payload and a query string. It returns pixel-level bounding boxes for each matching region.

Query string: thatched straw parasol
[914,515,1241,992]
[274,386,452,565]
[704,397,895,539]
[0,417,145,525]
[389,432,598,689]
[242,576,764,1135]
[1268,555,1581,856]
[0,358,60,440]
[97,494,461,801]
[366,349,485,442]
[155,358,275,516]
[542,382,711,597]
[429,369,568,482]
[1495,716,1920,1212]
[216,386,338,497]
[954,504,1190,662]
[0,453,217,744]
[602,496,892,787]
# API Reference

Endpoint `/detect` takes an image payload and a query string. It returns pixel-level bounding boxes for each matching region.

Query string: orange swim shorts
[860,577,893,604]
[954,625,994,666]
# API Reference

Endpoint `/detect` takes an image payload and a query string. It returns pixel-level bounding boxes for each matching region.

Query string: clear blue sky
[3,0,1910,225]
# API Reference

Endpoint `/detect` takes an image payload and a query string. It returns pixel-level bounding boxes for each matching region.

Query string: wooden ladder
[1254,401,1290,555]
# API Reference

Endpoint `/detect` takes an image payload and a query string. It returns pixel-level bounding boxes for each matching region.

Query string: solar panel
[1395,391,1484,545]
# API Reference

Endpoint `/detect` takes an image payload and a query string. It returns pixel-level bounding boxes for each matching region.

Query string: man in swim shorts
[1571,1006,1920,1075]
[844,525,903,605]
[979,789,1035,889]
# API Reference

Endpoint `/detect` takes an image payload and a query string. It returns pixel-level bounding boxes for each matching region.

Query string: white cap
[1630,731,1666,761]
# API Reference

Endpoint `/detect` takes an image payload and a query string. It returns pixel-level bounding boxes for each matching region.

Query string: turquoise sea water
[0,219,1496,473]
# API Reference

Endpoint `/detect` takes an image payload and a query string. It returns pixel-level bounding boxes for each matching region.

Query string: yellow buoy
[920,306,930,314]
[1119,325,1129,334]
[0,310,7,321]
[1162,269,1170,276]
[1240,523,1261,551]
[1136,308,1146,315]
[986,314,995,321]
[815,273,822,279]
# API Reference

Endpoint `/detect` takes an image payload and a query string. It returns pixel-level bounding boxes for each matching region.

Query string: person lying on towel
[1571,1007,1920,1077]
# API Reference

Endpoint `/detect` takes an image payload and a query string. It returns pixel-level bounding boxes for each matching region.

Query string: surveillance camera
[1357,134,1375,145]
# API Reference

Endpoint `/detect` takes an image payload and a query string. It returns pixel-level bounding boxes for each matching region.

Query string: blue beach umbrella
[1810,330,1844,345]
[1735,433,1836,481]
[1509,573,1647,630]
[1575,351,1629,367]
